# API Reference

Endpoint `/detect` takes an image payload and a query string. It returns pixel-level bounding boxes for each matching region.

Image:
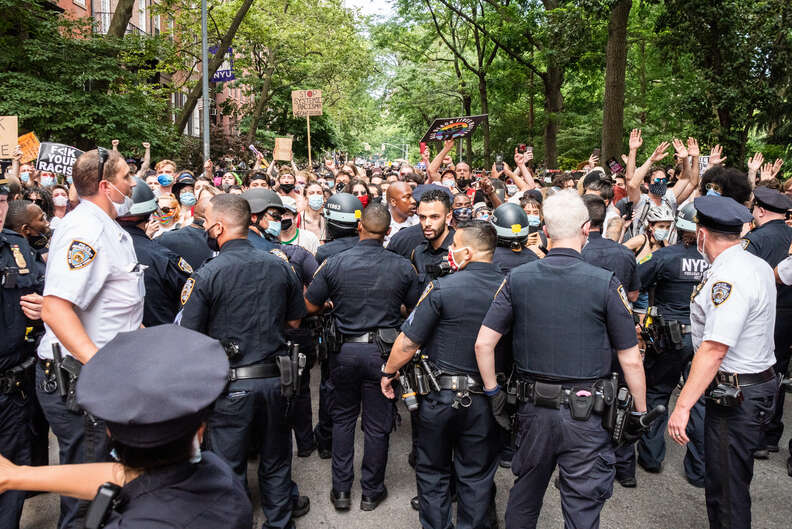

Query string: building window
[73,0,86,8]
[139,1,147,33]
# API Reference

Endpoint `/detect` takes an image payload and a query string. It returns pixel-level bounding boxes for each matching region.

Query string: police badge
[711,281,732,306]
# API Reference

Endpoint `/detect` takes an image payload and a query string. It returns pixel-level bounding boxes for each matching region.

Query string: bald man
[385,181,418,246]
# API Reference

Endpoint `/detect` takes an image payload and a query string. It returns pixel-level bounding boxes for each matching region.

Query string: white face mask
[653,228,669,242]
[53,195,68,207]
[107,181,133,218]
[696,229,711,265]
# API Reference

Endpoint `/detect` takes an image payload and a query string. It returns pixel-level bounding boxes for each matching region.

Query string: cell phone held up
[607,157,624,175]
[495,154,504,173]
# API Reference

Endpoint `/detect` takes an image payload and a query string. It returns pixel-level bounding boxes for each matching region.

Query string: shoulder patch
[270,248,290,262]
[740,238,750,250]
[67,240,96,270]
[416,281,435,307]
[617,284,633,314]
[711,281,732,306]
[180,278,195,305]
[177,257,193,274]
[638,252,653,264]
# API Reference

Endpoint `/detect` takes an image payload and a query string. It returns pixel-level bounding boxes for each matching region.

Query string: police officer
[304,203,421,511]
[490,202,538,272]
[315,192,363,265]
[117,179,191,326]
[475,190,647,529]
[668,195,777,529]
[742,185,792,458]
[0,325,253,529]
[311,192,364,459]
[0,187,46,529]
[636,203,707,486]
[411,190,455,287]
[178,194,309,529]
[37,148,142,529]
[382,220,504,529]
[156,198,213,270]
[243,188,287,251]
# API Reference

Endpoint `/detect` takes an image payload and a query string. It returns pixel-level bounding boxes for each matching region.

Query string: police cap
[324,192,363,227]
[491,203,530,240]
[693,195,753,234]
[242,188,286,215]
[76,325,229,447]
[753,185,792,214]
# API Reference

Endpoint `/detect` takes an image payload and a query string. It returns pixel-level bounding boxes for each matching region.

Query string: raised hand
[747,152,764,174]
[650,142,671,163]
[443,139,455,152]
[111,139,119,151]
[686,137,700,157]
[760,162,774,180]
[588,153,599,168]
[709,144,726,166]
[629,129,643,151]
[142,142,150,150]
[772,158,784,178]
[672,138,688,160]
[514,147,525,166]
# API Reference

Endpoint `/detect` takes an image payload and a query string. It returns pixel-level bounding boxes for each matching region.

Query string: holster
[84,482,121,529]
[374,328,399,359]
[0,357,36,395]
[60,355,83,413]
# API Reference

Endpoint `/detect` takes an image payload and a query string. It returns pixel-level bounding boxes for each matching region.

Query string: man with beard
[411,190,455,288]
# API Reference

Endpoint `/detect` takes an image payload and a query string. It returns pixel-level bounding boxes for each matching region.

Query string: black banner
[35,142,84,177]
[420,114,488,143]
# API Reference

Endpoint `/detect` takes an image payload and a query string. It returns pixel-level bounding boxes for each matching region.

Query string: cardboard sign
[18,132,40,163]
[273,137,293,161]
[35,142,84,177]
[420,114,488,143]
[0,116,18,159]
[292,90,323,117]
[209,46,235,83]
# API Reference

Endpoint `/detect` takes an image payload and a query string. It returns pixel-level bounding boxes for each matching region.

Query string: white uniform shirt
[777,254,792,286]
[690,244,776,374]
[38,200,144,360]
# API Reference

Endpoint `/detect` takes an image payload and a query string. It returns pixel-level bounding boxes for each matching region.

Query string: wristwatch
[381,364,397,379]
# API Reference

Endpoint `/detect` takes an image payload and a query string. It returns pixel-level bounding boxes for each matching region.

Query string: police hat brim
[107,409,208,448]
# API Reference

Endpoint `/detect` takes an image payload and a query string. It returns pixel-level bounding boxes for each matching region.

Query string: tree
[601,0,632,164]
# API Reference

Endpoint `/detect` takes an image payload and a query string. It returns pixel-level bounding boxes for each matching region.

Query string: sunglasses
[265,210,283,221]
[160,207,175,214]
[97,146,109,181]
[352,190,368,197]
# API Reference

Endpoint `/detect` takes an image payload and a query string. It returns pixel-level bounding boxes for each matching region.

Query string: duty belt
[342,332,375,344]
[228,361,280,382]
[679,324,692,334]
[715,367,775,388]
[513,378,605,412]
[0,357,36,394]
[436,374,484,393]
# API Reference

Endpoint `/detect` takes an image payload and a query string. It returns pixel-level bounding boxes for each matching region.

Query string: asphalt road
[21,366,792,528]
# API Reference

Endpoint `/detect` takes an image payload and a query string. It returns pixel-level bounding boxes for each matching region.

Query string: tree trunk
[175,0,256,134]
[463,94,472,164]
[244,65,275,146]
[543,66,563,169]
[478,74,491,166]
[601,0,632,166]
[106,0,136,38]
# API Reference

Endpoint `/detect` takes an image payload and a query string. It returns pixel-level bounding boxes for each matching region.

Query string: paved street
[22,366,792,528]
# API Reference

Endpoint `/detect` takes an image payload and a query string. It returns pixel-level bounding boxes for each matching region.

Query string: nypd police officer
[475,190,647,529]
[411,190,455,286]
[382,220,504,529]
[304,203,420,511]
[490,203,538,272]
[668,195,778,529]
[178,194,309,529]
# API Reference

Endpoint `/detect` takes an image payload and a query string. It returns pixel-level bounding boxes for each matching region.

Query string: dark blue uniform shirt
[315,235,358,265]
[637,241,708,323]
[281,243,318,288]
[582,231,640,292]
[387,224,425,259]
[123,225,191,327]
[492,245,538,273]
[401,261,504,374]
[247,229,280,251]
[411,229,455,287]
[743,219,792,309]
[306,239,421,334]
[104,452,252,529]
[179,238,306,366]
[156,224,213,271]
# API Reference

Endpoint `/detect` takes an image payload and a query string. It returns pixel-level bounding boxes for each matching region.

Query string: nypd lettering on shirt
[680,257,708,279]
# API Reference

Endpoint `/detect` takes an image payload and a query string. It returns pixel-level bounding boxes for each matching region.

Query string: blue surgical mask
[706,188,721,197]
[180,192,197,206]
[265,221,282,237]
[20,172,30,183]
[308,195,324,211]
[653,228,668,242]
[41,176,55,187]
[157,173,174,186]
[66,175,73,185]
[527,214,541,227]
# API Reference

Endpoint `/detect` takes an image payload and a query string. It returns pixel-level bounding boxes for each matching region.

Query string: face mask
[265,221,282,238]
[706,188,721,197]
[653,228,668,242]
[442,179,456,188]
[180,192,197,206]
[696,230,711,265]
[280,183,295,194]
[327,180,335,188]
[41,176,55,187]
[308,195,324,210]
[157,173,174,186]
[527,214,541,227]
[20,172,30,183]
[358,195,369,208]
[107,182,133,217]
[158,211,176,224]
[452,207,472,222]
[66,176,73,185]
[447,246,470,272]
[281,218,293,231]
[29,230,51,250]
[506,185,518,196]
[205,223,220,252]
[457,178,471,189]
[648,182,667,197]
[53,195,68,208]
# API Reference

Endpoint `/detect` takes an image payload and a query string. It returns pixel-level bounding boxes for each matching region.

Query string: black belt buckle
[532,381,563,409]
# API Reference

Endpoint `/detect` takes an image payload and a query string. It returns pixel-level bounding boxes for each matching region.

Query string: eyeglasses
[265,210,283,221]
[352,190,367,197]
[97,146,109,181]
[160,207,175,214]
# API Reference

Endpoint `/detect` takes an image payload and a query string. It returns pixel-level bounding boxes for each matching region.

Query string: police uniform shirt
[411,229,455,286]
[178,239,306,365]
[1,229,45,369]
[743,219,792,309]
[247,229,279,251]
[305,239,421,334]
[777,254,792,286]
[492,245,538,273]
[315,235,358,265]
[401,262,504,374]
[637,242,708,323]
[37,200,144,361]
[690,244,776,374]
[386,223,425,259]
[582,231,640,293]
[123,225,192,327]
[157,224,213,271]
[281,243,318,288]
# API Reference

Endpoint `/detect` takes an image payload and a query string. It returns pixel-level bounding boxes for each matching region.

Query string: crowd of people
[0,131,790,529]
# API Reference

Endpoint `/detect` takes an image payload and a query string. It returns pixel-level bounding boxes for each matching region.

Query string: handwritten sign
[420,115,488,143]
[18,132,40,163]
[273,137,293,161]
[0,116,18,159]
[35,142,84,177]
[292,90,323,117]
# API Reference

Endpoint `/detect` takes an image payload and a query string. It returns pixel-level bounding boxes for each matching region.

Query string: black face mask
[280,183,295,194]
[370,196,382,205]
[457,178,471,189]
[281,218,293,231]
[29,230,51,251]
[204,225,220,252]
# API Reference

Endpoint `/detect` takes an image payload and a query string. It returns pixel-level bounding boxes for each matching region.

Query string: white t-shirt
[284,228,320,255]
[385,214,419,247]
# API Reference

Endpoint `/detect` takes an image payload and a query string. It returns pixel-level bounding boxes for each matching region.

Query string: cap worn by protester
[242,188,286,214]
[76,325,229,447]
[120,177,157,218]
[753,186,792,214]
[281,195,298,213]
[693,195,753,234]
[172,172,196,197]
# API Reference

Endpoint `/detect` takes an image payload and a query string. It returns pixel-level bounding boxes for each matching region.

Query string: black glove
[488,388,512,431]
[622,411,647,444]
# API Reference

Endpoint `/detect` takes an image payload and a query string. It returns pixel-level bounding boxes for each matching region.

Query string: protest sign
[209,47,235,83]
[35,142,84,177]
[292,90,323,117]
[18,132,40,163]
[273,137,293,161]
[0,116,18,159]
[420,115,488,143]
